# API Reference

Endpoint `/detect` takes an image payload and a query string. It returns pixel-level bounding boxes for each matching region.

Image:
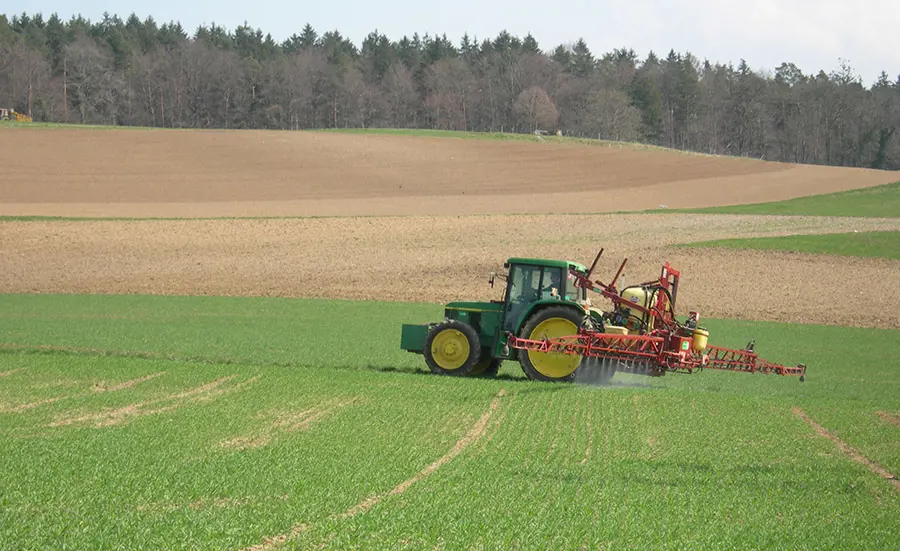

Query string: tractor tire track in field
[241,389,507,551]
[876,411,900,428]
[0,342,248,367]
[0,372,168,414]
[47,374,258,427]
[0,368,25,378]
[1,395,67,413]
[95,371,167,392]
[478,389,512,453]
[218,398,358,451]
[792,407,900,491]
[344,388,506,517]
[138,494,290,513]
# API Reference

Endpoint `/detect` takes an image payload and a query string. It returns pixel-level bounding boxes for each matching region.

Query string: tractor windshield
[504,265,566,330]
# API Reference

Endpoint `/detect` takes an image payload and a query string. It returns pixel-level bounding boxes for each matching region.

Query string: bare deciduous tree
[382,62,418,128]
[425,58,476,130]
[65,34,125,124]
[513,85,558,132]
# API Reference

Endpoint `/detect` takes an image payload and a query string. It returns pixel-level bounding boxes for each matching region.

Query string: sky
[6,0,899,85]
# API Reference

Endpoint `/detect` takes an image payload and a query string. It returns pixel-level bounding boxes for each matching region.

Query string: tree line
[1,11,898,169]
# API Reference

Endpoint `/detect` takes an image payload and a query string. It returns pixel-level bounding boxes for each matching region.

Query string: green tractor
[400,257,603,382]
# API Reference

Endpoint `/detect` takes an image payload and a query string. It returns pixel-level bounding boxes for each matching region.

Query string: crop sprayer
[400,249,807,384]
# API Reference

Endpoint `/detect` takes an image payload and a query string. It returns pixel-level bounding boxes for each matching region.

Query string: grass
[657,181,900,218]
[682,230,900,260]
[0,120,163,131]
[1,294,898,550]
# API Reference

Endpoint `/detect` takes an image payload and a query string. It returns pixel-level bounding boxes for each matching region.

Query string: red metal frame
[506,250,807,380]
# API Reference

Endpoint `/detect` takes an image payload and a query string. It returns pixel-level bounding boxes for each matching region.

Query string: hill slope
[1,127,895,217]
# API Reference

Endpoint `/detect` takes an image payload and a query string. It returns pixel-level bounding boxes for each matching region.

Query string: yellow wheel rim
[527,317,581,378]
[431,329,471,371]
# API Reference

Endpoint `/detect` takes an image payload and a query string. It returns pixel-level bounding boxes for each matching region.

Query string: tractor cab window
[504,265,564,330]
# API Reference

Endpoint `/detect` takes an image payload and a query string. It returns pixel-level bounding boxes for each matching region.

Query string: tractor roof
[506,257,588,272]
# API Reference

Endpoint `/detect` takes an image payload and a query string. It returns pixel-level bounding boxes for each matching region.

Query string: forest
[1,11,898,169]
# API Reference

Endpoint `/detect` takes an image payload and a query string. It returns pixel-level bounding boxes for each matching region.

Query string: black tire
[472,357,503,377]
[518,306,585,382]
[423,320,481,376]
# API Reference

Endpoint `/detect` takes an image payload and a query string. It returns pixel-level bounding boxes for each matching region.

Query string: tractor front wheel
[518,306,584,382]
[424,320,481,376]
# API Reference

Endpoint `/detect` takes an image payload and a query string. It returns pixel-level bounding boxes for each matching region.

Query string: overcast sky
[6,0,898,85]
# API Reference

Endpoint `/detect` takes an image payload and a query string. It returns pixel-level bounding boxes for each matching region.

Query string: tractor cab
[495,258,588,334]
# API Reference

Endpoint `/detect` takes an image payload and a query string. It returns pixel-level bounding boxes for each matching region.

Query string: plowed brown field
[1,127,896,217]
[1,127,898,328]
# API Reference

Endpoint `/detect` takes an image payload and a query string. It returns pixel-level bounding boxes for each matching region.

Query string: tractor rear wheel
[518,306,584,382]
[424,320,481,376]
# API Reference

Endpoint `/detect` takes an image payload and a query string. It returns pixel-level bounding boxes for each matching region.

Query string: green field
[0,120,165,131]
[1,294,898,550]
[683,230,900,260]
[664,181,900,218]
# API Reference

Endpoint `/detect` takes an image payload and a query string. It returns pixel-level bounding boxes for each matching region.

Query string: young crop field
[682,230,900,260]
[664,180,900,218]
[1,294,898,550]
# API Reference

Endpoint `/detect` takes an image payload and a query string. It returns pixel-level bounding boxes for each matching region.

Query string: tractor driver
[542,269,562,300]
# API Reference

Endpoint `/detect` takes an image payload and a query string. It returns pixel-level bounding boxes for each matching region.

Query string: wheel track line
[218,408,316,450]
[1,395,67,413]
[792,407,899,491]
[479,389,513,452]
[0,342,178,360]
[344,388,506,516]
[0,367,24,378]
[0,343,255,368]
[241,525,310,551]
[219,398,358,451]
[1,371,169,414]
[241,389,506,551]
[138,494,290,513]
[47,374,242,427]
[876,411,900,428]
[100,371,167,392]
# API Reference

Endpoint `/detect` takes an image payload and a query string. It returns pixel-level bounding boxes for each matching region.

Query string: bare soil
[877,411,900,427]
[1,127,899,328]
[2,214,899,328]
[1,128,897,217]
